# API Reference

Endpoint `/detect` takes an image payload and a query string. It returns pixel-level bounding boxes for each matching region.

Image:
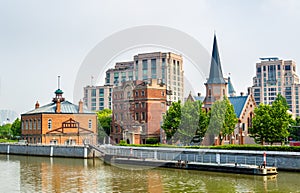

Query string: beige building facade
[250,58,300,117]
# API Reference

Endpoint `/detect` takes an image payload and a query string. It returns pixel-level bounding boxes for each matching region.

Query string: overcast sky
[1,0,300,117]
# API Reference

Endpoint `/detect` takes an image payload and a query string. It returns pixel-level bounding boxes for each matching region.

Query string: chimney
[35,101,40,109]
[197,93,201,97]
[78,100,83,113]
[240,92,244,96]
[56,99,61,113]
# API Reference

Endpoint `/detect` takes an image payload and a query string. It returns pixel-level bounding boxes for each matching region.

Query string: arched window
[29,119,32,130]
[88,120,92,129]
[25,120,28,130]
[48,119,52,130]
[38,119,41,130]
[33,119,36,130]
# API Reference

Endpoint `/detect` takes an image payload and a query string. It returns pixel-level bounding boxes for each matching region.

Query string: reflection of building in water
[19,157,99,192]
[147,171,163,193]
[21,80,97,145]
[111,79,167,144]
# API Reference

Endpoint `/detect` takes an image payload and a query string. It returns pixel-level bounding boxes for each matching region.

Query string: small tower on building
[203,34,227,108]
[228,76,236,97]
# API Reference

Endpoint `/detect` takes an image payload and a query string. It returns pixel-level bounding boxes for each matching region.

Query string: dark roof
[55,89,63,94]
[206,35,226,84]
[228,77,236,96]
[23,100,94,115]
[229,96,248,118]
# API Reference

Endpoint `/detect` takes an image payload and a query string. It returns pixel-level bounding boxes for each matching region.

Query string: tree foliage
[11,118,21,137]
[162,100,209,145]
[0,123,12,139]
[289,117,300,141]
[207,97,238,145]
[96,109,112,143]
[250,94,292,145]
[162,101,181,141]
[173,100,209,145]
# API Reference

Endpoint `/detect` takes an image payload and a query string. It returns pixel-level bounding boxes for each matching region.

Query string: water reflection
[0,155,299,193]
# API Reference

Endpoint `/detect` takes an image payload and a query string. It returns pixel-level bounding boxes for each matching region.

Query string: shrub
[146,138,159,144]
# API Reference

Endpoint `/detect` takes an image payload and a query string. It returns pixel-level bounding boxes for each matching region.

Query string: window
[38,119,41,130]
[141,102,145,108]
[162,91,165,96]
[99,88,104,97]
[285,65,291,70]
[135,113,139,121]
[142,60,148,69]
[33,119,36,130]
[25,120,28,130]
[88,120,92,129]
[29,120,32,130]
[135,103,139,109]
[135,91,138,97]
[91,89,96,97]
[48,119,52,130]
[141,112,146,120]
[141,90,145,96]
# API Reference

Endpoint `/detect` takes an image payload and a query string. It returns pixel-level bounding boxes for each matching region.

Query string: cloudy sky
[1,0,300,116]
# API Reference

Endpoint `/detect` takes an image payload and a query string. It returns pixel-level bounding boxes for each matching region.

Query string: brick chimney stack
[35,101,40,109]
[78,100,83,113]
[56,99,61,113]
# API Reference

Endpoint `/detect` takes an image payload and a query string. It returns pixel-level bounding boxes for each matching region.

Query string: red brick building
[110,79,167,144]
[21,88,97,145]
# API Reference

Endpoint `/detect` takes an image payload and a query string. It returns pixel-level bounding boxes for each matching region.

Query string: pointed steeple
[228,76,236,97]
[206,34,226,84]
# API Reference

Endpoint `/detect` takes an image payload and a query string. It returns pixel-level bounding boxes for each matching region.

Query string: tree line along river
[0,154,299,193]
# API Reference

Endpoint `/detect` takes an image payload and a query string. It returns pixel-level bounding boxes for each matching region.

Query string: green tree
[0,123,12,139]
[206,97,238,145]
[250,94,292,145]
[289,117,300,141]
[195,101,209,143]
[173,100,209,145]
[11,118,21,138]
[162,101,181,141]
[221,97,238,142]
[97,109,112,143]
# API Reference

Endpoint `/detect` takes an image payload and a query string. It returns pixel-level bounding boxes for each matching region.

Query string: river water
[0,154,299,193]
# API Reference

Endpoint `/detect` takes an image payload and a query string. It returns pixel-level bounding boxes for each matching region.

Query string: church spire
[203,34,228,108]
[206,34,226,84]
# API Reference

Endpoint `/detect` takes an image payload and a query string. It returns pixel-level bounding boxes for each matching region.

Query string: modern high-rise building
[105,52,184,103]
[83,85,113,111]
[250,57,300,116]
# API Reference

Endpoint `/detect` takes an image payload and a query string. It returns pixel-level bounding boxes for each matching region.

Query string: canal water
[0,155,299,193]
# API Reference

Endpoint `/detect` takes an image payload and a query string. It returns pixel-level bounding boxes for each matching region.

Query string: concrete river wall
[103,146,300,171]
[0,143,92,158]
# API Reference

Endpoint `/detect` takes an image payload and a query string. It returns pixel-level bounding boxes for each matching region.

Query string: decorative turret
[203,34,228,108]
[228,76,236,97]
[53,76,65,103]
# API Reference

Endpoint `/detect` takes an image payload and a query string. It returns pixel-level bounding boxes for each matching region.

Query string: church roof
[206,34,226,84]
[22,100,94,115]
[229,96,248,118]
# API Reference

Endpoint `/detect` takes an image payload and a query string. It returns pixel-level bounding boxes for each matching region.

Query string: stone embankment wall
[104,146,300,171]
[0,144,92,158]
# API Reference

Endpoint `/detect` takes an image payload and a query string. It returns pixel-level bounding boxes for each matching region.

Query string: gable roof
[228,96,248,118]
[22,100,94,115]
